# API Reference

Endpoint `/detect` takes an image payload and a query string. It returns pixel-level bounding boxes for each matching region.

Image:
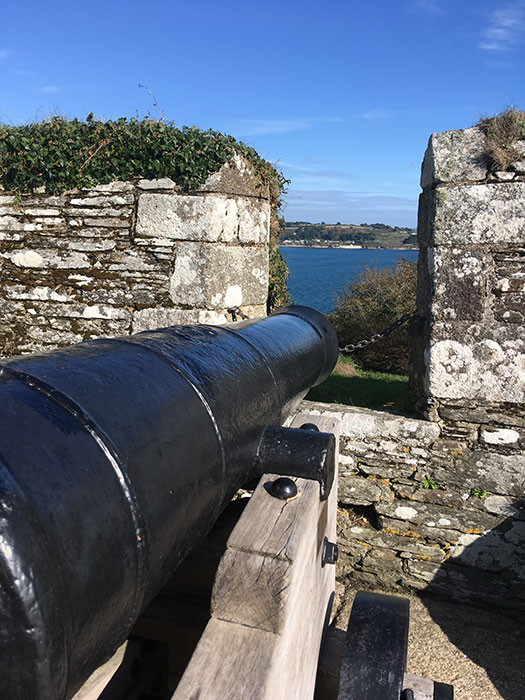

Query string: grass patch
[306,355,410,412]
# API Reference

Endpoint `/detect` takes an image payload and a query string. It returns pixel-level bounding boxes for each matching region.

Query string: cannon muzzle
[0,305,337,699]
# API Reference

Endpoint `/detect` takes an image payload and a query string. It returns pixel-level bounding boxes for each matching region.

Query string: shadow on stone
[420,501,525,700]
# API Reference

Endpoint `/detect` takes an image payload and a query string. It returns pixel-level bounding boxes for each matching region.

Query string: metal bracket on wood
[255,424,336,500]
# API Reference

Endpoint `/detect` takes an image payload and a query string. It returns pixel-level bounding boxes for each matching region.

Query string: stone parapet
[411,125,525,418]
[300,400,525,611]
[0,155,270,356]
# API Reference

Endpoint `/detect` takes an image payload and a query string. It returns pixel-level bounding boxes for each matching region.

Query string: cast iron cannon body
[0,306,337,700]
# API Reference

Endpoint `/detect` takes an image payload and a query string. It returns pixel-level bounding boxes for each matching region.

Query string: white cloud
[0,49,12,61]
[36,85,61,94]
[359,108,396,120]
[411,0,443,16]
[233,119,310,135]
[480,3,525,51]
[281,161,354,178]
[283,189,417,227]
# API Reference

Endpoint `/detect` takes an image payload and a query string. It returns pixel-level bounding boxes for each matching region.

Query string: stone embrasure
[0,156,270,356]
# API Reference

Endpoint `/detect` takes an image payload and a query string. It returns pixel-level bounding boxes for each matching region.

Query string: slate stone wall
[0,155,270,355]
[302,399,525,611]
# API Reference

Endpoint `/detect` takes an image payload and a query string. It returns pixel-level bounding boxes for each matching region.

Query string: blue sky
[1,0,524,227]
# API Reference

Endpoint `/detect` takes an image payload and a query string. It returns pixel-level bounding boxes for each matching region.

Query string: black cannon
[0,306,338,700]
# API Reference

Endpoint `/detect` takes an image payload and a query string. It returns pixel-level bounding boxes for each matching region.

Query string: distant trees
[279,222,413,246]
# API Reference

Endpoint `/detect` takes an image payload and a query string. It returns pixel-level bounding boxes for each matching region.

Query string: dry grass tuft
[478,106,525,171]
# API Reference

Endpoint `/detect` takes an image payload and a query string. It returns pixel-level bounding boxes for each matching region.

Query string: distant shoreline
[278,243,418,251]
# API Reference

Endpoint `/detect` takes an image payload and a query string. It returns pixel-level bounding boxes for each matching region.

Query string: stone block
[377,498,499,535]
[483,495,523,518]
[510,140,525,173]
[463,451,525,498]
[430,247,491,321]
[69,194,133,206]
[420,126,489,189]
[339,475,391,506]
[437,404,525,427]
[91,181,134,193]
[449,529,525,578]
[493,171,515,181]
[132,307,201,333]
[169,242,268,309]
[299,400,441,445]
[492,252,525,323]
[137,178,177,190]
[136,193,269,244]
[82,218,129,228]
[428,182,525,246]
[4,249,91,269]
[480,427,520,446]
[426,322,525,403]
[198,154,270,199]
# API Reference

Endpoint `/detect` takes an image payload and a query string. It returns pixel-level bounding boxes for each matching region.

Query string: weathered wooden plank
[172,413,340,700]
[171,619,276,700]
[72,643,128,700]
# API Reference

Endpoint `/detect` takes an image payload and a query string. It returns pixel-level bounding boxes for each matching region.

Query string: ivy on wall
[0,115,288,198]
[0,115,291,310]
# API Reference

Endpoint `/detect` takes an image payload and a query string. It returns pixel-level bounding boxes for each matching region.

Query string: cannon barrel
[0,305,338,700]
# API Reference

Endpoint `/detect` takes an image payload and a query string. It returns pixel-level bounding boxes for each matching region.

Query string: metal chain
[227,306,420,353]
[227,306,250,321]
[339,311,417,354]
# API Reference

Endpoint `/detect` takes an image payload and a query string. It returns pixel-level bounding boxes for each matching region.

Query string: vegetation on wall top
[0,115,288,205]
[478,106,525,172]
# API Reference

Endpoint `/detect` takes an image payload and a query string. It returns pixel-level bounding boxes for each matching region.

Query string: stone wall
[0,154,270,356]
[410,125,525,416]
[303,399,525,611]
[305,126,525,611]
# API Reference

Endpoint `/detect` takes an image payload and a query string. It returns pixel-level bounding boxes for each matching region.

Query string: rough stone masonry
[315,126,525,611]
[0,154,270,355]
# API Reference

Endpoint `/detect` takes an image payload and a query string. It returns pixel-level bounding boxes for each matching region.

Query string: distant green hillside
[280,222,416,248]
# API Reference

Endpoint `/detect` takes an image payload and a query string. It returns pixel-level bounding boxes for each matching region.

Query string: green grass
[305,354,411,412]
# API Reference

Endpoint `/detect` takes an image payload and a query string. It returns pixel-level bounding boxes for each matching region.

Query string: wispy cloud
[229,116,343,137]
[36,85,61,94]
[283,189,417,226]
[232,119,310,136]
[0,48,13,61]
[480,3,525,51]
[286,190,415,211]
[411,0,444,16]
[12,69,36,77]
[359,108,397,120]
[281,161,354,178]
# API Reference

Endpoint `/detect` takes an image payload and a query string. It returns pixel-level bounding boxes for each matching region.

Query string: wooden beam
[172,413,340,700]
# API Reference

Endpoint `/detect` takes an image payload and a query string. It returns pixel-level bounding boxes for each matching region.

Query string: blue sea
[279,246,418,315]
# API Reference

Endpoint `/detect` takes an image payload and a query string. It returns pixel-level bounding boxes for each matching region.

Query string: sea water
[279,246,418,315]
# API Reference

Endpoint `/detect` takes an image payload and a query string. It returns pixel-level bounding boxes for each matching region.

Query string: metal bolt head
[299,422,320,432]
[269,477,298,500]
